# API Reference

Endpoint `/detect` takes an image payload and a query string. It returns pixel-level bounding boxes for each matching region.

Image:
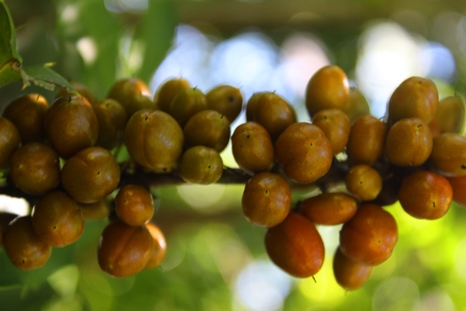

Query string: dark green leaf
[133,0,177,83]
[0,0,23,87]
[21,64,75,91]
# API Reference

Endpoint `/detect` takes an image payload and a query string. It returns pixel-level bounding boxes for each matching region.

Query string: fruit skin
[398,170,452,220]
[183,109,231,152]
[346,114,387,166]
[384,118,433,167]
[242,172,292,228]
[339,203,398,266]
[345,164,383,202]
[107,77,153,117]
[275,122,333,184]
[153,77,191,112]
[429,95,465,136]
[0,116,21,169]
[61,146,120,204]
[342,87,371,122]
[429,133,466,177]
[246,92,270,121]
[124,109,184,173]
[333,247,373,290]
[448,175,466,207]
[305,65,350,117]
[231,121,275,173]
[3,216,52,271]
[98,220,154,277]
[43,95,98,158]
[300,193,357,225]
[144,223,167,270]
[115,184,155,226]
[265,212,325,278]
[177,146,224,185]
[169,87,208,126]
[92,98,128,150]
[56,82,98,105]
[2,93,48,143]
[9,142,60,195]
[0,212,18,247]
[205,84,243,123]
[252,92,297,140]
[31,191,85,247]
[312,108,351,154]
[78,200,110,221]
[387,76,439,125]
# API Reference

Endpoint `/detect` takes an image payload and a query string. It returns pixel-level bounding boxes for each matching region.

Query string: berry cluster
[237,65,466,290]
[0,65,465,289]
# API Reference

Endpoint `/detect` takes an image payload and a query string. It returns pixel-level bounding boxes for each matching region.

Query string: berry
[387,76,438,125]
[98,220,154,277]
[305,65,350,117]
[0,116,21,169]
[107,77,153,117]
[231,122,275,173]
[177,146,224,184]
[345,164,383,202]
[339,204,398,266]
[346,114,387,166]
[43,95,98,158]
[115,184,155,226]
[92,98,128,149]
[61,146,120,204]
[205,84,243,122]
[398,170,452,219]
[429,133,466,177]
[169,87,208,126]
[300,192,357,225]
[312,108,351,154]
[384,118,433,167]
[265,212,325,278]
[252,92,297,140]
[124,109,184,173]
[333,247,373,290]
[183,109,231,152]
[3,93,48,143]
[3,216,52,271]
[31,191,84,247]
[275,122,333,184]
[153,77,191,112]
[10,142,60,195]
[242,172,292,228]
[144,223,167,270]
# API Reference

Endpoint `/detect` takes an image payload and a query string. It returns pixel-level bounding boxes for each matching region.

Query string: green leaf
[21,64,75,91]
[0,0,21,64]
[0,1,75,92]
[133,0,177,83]
[0,0,23,87]
[0,58,22,87]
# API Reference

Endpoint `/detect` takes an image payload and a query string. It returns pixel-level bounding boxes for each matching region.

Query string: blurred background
[1,0,466,310]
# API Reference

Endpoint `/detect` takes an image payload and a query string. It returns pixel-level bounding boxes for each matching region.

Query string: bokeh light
[233,259,292,311]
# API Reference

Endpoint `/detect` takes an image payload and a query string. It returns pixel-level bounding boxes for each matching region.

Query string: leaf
[21,64,75,91]
[0,1,75,92]
[0,0,23,87]
[0,0,21,64]
[0,58,22,87]
[133,0,177,82]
